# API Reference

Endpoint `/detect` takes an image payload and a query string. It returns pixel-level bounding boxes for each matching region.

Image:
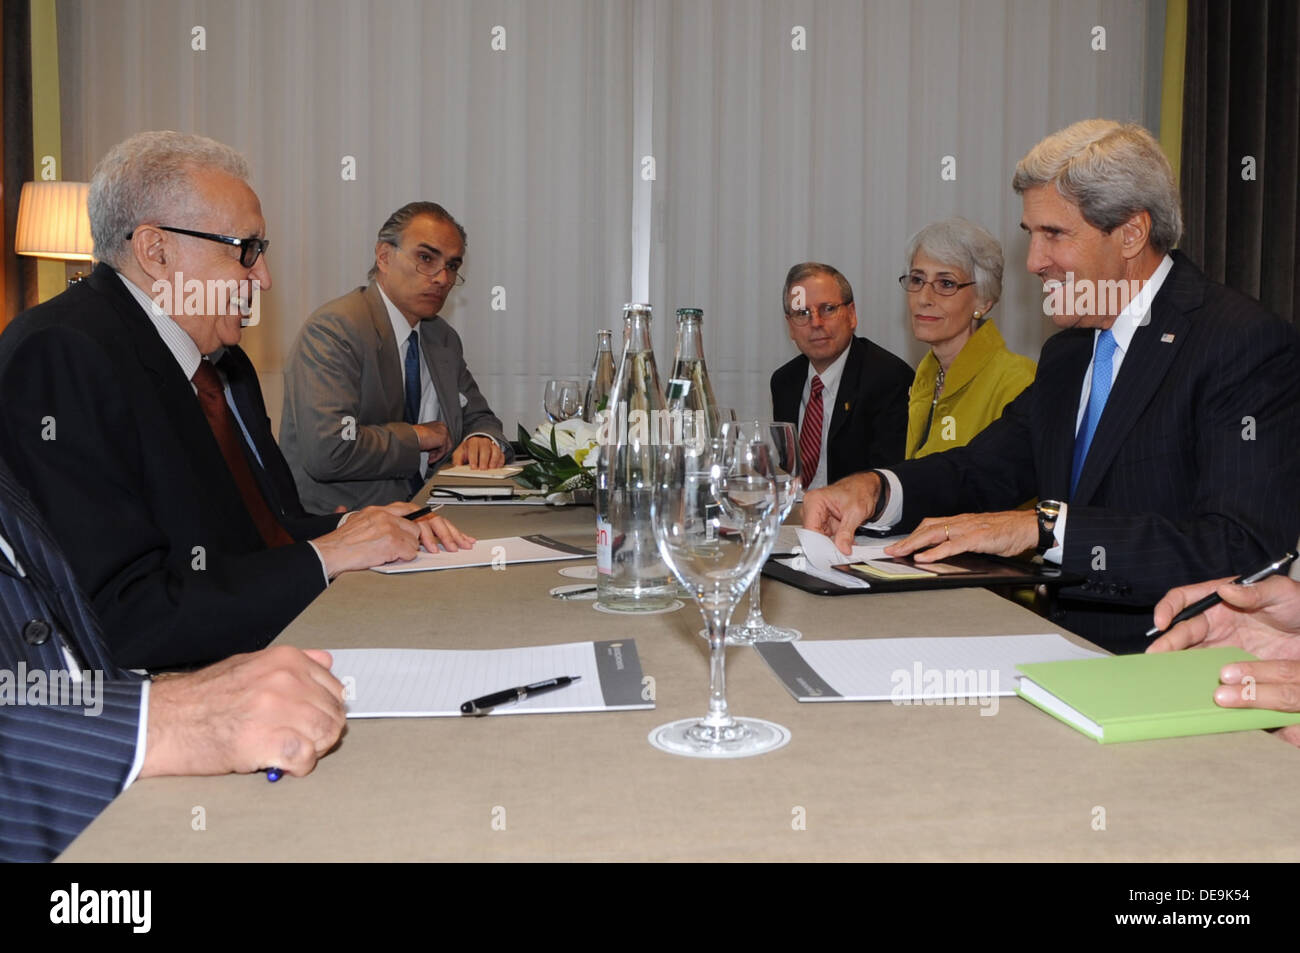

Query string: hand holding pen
[1146,551,1296,639]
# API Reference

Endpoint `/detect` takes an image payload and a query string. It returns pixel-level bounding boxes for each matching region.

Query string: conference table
[60,494,1300,862]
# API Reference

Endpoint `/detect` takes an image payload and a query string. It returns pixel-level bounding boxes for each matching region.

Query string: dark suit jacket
[771,336,913,482]
[889,252,1300,652]
[0,459,143,862]
[0,263,332,669]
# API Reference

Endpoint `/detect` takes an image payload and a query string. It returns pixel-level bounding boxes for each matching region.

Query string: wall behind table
[57,0,1159,436]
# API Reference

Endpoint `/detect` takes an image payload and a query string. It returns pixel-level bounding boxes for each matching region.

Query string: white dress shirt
[377,283,504,475]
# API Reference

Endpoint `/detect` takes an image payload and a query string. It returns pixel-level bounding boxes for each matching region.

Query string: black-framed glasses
[899,274,976,296]
[786,302,848,327]
[395,245,466,286]
[128,225,270,268]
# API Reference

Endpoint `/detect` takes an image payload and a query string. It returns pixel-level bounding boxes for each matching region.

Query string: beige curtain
[57,0,1161,431]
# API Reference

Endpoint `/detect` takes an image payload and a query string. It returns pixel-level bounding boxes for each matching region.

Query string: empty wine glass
[699,420,802,645]
[544,379,583,423]
[648,421,790,758]
[738,421,802,643]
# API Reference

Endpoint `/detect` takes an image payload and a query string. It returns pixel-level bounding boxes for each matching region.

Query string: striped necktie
[799,374,825,486]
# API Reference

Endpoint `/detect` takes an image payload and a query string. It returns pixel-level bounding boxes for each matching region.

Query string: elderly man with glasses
[281,202,511,513]
[0,132,469,671]
[770,261,914,489]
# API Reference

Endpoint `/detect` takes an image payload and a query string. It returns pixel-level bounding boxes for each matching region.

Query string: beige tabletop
[61,499,1300,861]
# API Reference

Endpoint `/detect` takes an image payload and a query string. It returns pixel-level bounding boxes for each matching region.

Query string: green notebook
[1016,648,1300,743]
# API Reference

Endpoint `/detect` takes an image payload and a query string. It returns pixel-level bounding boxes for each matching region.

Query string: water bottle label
[595,516,612,575]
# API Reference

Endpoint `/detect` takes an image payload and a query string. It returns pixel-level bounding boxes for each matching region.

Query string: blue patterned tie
[1070,328,1118,496]
[403,329,425,495]
[403,329,420,425]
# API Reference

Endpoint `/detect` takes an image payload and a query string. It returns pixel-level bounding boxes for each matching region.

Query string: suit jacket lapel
[773,357,807,425]
[421,317,462,442]
[366,283,406,417]
[88,266,261,544]
[1038,329,1093,501]
[1072,260,1200,503]
[826,339,863,442]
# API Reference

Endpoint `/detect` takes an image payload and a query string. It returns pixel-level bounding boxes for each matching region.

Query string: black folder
[761,552,1082,596]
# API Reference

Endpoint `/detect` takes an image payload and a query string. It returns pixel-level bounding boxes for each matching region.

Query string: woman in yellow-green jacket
[901,218,1036,459]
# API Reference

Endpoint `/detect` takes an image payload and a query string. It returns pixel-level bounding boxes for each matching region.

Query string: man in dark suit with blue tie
[804,120,1300,653]
[0,131,469,670]
[0,457,346,862]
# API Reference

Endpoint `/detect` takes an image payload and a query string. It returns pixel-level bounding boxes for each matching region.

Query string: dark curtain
[1181,0,1300,326]
[2,0,37,328]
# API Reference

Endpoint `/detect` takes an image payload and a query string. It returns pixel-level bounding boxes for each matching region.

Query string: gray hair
[88,130,251,269]
[782,262,854,313]
[1012,119,1182,253]
[905,217,1003,309]
[369,201,468,281]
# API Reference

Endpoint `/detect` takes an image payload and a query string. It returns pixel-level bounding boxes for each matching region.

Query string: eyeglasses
[898,274,976,296]
[786,302,848,327]
[127,225,270,268]
[396,245,466,286]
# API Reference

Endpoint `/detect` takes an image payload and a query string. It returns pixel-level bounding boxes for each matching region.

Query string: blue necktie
[403,329,421,425]
[1070,328,1117,496]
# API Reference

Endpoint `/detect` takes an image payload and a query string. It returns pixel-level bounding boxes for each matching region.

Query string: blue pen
[265,767,283,782]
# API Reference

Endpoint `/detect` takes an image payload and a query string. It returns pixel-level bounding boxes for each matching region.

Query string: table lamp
[14,180,94,286]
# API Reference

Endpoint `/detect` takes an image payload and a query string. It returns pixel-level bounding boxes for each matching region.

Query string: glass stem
[744,575,765,631]
[703,607,735,728]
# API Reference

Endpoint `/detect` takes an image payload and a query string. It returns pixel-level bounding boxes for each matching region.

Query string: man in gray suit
[282,202,511,512]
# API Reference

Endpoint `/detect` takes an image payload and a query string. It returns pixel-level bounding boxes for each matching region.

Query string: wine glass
[544,379,583,423]
[737,421,802,643]
[698,421,802,645]
[648,421,791,758]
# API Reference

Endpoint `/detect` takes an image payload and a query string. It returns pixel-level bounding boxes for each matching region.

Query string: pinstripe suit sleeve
[1061,310,1300,603]
[0,462,145,862]
[0,677,142,862]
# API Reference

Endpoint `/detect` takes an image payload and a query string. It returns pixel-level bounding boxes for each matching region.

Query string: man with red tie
[769,262,913,489]
[0,131,470,671]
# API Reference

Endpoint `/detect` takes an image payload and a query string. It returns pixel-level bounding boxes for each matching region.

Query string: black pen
[1145,550,1297,638]
[460,675,582,715]
[403,503,445,520]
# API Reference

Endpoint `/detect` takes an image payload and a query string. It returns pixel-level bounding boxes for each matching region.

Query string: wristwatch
[1035,500,1064,554]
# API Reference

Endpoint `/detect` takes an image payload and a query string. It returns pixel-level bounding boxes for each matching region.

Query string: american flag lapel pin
[1160,333,1175,343]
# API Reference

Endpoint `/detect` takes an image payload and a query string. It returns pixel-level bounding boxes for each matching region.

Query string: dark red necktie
[192,361,294,548]
[800,374,824,486]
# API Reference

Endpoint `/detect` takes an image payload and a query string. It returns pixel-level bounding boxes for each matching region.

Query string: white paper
[370,536,589,573]
[330,642,648,717]
[784,528,909,589]
[770,634,1104,701]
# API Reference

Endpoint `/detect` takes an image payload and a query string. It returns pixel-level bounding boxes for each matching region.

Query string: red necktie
[192,361,294,548]
[800,374,824,486]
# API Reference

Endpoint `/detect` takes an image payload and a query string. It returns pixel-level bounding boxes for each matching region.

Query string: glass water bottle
[582,329,616,423]
[595,304,676,611]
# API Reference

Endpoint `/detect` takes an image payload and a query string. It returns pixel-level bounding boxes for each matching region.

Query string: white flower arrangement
[516,418,601,493]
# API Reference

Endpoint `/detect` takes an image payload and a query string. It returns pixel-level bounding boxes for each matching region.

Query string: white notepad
[434,464,524,479]
[370,535,591,573]
[756,634,1105,702]
[330,640,653,717]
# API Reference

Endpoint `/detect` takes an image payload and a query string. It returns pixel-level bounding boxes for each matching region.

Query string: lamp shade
[14,181,94,261]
